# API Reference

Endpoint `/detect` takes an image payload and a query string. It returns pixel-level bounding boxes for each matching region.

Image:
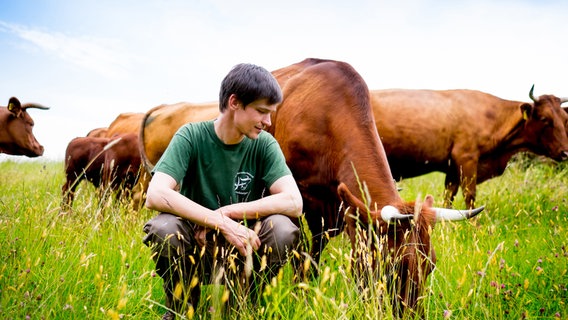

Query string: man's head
[219,63,282,112]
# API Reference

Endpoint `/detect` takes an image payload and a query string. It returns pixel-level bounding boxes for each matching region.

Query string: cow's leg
[61,172,82,210]
[292,209,327,280]
[458,160,478,209]
[443,171,460,208]
[309,227,329,271]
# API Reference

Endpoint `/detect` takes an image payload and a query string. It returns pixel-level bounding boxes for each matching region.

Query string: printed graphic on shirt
[234,172,254,202]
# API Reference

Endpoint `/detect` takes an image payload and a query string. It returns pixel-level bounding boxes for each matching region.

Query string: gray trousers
[143,212,300,311]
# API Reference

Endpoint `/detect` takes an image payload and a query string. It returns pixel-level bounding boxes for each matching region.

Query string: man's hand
[222,221,261,256]
[194,226,210,247]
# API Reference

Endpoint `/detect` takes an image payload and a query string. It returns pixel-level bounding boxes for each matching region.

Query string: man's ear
[228,94,241,110]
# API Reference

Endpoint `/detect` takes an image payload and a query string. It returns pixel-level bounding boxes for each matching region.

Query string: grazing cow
[62,133,142,209]
[139,101,218,171]
[137,59,484,316]
[268,58,483,316]
[0,97,49,157]
[371,88,568,208]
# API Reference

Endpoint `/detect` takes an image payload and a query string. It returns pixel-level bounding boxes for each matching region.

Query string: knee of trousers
[143,213,193,257]
[258,214,300,262]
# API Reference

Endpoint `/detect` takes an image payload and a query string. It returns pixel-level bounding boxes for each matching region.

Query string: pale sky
[1,0,567,161]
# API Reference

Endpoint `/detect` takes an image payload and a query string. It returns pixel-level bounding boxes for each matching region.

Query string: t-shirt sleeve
[152,125,193,184]
[261,135,292,188]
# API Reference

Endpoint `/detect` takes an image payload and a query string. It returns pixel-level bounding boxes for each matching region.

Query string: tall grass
[0,155,566,319]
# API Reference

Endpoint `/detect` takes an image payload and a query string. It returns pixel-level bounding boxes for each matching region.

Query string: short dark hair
[219,63,282,112]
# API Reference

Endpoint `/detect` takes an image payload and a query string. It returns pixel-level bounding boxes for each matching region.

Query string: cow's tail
[138,104,164,175]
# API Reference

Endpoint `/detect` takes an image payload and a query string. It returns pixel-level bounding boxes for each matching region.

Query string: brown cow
[0,97,49,157]
[62,133,142,210]
[268,58,483,316]
[371,87,568,208]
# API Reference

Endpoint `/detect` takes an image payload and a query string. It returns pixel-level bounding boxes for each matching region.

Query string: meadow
[0,155,566,319]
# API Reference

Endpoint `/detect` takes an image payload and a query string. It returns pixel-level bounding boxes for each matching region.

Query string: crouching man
[143,63,303,319]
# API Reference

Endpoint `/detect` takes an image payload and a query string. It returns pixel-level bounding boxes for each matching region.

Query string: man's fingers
[249,231,260,251]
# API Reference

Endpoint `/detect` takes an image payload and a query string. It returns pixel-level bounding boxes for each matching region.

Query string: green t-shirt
[153,120,292,210]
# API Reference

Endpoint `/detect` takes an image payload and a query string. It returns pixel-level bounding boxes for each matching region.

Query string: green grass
[0,155,566,319]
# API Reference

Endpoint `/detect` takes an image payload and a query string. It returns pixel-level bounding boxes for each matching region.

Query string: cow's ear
[338,182,372,222]
[520,103,533,120]
[7,97,22,114]
[424,194,434,207]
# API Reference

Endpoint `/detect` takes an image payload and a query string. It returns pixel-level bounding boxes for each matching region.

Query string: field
[1,155,566,319]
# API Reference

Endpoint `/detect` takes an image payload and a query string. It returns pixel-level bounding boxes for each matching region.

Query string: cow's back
[371,88,518,179]
[140,101,218,169]
[107,112,144,137]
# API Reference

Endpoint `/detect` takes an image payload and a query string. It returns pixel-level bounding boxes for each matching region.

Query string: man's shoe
[162,310,175,320]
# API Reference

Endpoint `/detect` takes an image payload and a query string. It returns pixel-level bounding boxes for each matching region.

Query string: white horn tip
[381,205,413,222]
[435,205,486,221]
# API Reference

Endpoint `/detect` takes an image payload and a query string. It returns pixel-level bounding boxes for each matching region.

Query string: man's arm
[220,174,303,220]
[145,172,260,255]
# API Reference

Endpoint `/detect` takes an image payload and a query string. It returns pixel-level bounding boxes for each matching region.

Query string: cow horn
[433,206,485,221]
[22,103,50,110]
[380,205,413,222]
[529,84,537,102]
[560,98,568,104]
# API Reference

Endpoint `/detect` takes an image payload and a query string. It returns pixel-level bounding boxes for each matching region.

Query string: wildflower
[499,258,506,270]
[443,309,452,318]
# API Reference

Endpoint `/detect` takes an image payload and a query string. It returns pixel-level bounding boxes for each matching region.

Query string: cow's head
[338,182,484,261]
[524,85,568,161]
[337,182,484,314]
[1,97,50,157]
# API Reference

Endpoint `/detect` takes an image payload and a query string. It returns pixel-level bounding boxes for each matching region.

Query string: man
[143,63,303,319]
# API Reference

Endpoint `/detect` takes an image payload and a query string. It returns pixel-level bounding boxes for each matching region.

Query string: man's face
[236,98,278,140]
